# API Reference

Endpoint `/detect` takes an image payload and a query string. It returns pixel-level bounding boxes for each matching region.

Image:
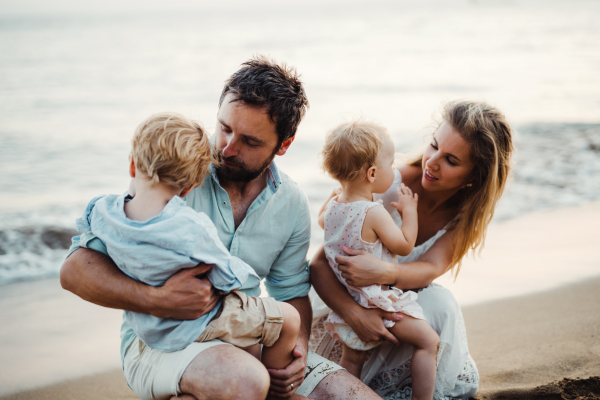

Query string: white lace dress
[309,169,479,400]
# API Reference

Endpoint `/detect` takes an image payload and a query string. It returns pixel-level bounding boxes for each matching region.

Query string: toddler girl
[318,120,440,400]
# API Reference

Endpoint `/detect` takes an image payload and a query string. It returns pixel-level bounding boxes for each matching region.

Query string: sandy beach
[1,201,599,400]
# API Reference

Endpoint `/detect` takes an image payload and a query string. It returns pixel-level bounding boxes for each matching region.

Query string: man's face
[214,93,281,182]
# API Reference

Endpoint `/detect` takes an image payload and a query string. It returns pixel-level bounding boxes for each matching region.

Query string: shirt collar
[209,162,281,193]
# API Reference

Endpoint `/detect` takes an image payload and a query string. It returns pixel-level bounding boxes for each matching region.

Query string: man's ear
[179,185,195,198]
[366,165,377,183]
[129,156,136,178]
[276,136,296,156]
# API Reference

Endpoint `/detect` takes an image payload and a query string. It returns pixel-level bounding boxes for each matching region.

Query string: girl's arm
[317,187,341,229]
[309,246,402,344]
[335,229,455,290]
[364,185,418,256]
[365,206,417,257]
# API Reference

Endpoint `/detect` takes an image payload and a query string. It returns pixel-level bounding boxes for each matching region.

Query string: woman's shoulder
[396,164,422,186]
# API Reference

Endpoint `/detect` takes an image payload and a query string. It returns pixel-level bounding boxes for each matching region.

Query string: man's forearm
[60,248,157,313]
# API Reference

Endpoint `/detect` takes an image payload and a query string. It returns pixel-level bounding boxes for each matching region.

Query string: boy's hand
[391,183,418,214]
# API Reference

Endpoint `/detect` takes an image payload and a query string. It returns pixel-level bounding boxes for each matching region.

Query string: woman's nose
[426,154,440,170]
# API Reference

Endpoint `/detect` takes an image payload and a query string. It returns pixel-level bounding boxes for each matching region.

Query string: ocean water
[1,0,599,287]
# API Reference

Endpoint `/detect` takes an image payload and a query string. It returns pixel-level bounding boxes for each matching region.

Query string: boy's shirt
[68,163,311,363]
[75,193,260,352]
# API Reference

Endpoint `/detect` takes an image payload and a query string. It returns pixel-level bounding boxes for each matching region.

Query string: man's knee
[180,345,269,400]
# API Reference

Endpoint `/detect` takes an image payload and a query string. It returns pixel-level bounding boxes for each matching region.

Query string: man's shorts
[124,337,343,400]
[197,291,283,347]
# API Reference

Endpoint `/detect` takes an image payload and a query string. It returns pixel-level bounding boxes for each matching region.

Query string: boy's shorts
[196,291,283,347]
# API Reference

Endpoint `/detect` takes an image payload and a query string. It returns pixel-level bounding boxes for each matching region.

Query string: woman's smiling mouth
[424,169,439,182]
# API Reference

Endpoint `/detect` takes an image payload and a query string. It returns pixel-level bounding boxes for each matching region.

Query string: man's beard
[215,149,277,183]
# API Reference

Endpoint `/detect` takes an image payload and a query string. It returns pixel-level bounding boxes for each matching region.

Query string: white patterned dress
[309,169,479,400]
[323,198,425,350]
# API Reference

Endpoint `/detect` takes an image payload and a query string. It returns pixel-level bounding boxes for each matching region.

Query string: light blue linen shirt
[68,163,311,363]
[75,193,260,352]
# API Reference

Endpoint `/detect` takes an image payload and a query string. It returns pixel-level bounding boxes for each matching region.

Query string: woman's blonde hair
[322,120,388,182]
[414,101,514,278]
[131,112,218,189]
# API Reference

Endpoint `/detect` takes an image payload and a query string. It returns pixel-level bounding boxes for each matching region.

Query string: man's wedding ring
[290,383,294,390]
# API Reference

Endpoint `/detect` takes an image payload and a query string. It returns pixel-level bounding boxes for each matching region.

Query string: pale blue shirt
[68,163,311,363]
[75,193,260,352]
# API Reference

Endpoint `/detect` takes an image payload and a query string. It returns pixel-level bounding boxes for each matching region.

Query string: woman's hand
[335,246,394,287]
[345,306,402,345]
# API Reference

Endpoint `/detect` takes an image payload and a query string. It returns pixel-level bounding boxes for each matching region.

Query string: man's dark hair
[219,56,309,145]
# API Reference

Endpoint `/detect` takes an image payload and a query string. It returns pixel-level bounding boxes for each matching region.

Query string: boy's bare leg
[339,344,368,378]
[389,316,439,400]
[261,302,301,370]
[178,344,270,400]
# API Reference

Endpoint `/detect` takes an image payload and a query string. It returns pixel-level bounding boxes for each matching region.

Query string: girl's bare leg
[339,343,368,378]
[389,316,439,400]
[261,302,301,369]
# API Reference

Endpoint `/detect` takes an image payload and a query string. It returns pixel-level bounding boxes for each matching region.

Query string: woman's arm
[310,246,401,344]
[335,229,455,290]
[60,248,220,319]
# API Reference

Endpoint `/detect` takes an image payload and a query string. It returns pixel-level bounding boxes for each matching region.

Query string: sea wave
[1,122,599,286]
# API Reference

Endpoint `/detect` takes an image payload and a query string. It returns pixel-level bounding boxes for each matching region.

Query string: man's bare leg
[177,344,270,400]
[308,370,383,400]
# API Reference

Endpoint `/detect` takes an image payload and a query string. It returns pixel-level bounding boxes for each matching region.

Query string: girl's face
[373,135,396,194]
[422,121,474,192]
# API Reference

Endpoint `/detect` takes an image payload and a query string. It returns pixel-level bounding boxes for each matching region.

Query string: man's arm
[60,247,219,320]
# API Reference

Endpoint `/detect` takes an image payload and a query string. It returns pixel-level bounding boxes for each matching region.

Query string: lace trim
[309,314,480,399]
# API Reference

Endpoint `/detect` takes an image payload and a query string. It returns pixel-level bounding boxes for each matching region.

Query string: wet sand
[1,202,599,399]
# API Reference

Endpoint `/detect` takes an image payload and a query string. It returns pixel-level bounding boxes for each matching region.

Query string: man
[61,57,385,400]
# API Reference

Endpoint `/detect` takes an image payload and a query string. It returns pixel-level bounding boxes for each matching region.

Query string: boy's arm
[61,247,219,320]
[366,205,417,257]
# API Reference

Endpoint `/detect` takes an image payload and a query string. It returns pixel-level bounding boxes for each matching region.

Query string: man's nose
[222,136,239,158]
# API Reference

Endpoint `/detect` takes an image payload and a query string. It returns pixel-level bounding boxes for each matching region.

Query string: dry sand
[1,202,599,399]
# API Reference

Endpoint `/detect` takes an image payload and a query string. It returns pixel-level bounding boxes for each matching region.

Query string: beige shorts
[124,337,343,400]
[197,291,283,347]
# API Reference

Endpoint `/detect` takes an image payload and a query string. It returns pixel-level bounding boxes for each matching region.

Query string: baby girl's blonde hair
[131,112,217,189]
[322,120,388,182]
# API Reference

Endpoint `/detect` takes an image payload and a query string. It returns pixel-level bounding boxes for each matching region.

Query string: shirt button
[222,201,226,205]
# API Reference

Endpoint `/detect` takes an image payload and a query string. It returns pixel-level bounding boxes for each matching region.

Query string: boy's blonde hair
[322,120,388,182]
[131,112,217,188]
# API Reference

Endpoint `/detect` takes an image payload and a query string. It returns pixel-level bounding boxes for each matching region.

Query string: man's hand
[267,340,307,399]
[345,306,402,345]
[150,263,220,320]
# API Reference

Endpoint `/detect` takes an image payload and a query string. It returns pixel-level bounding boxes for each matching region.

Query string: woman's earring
[463,183,473,189]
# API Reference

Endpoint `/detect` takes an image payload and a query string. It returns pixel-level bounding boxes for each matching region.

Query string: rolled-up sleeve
[67,232,108,258]
[265,192,311,302]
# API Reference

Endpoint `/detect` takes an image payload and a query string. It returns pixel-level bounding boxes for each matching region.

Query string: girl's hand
[345,306,402,345]
[391,183,418,214]
[335,246,393,287]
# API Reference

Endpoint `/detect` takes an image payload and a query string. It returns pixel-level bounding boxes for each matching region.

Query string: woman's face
[422,121,474,192]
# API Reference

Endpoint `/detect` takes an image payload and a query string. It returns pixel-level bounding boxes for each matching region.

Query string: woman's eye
[447,157,456,166]
[430,143,438,149]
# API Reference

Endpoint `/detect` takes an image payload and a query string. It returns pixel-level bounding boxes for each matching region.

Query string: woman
[309,100,514,399]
